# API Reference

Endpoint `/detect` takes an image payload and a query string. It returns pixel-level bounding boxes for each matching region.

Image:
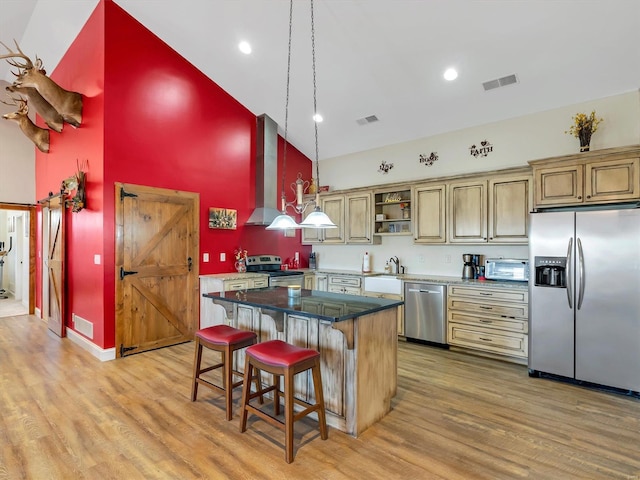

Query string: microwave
[484,258,529,282]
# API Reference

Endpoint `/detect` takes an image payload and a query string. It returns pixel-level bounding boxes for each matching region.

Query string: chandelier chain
[281,0,294,199]
[310,0,320,184]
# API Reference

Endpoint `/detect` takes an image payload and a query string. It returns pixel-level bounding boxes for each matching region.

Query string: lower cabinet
[362,291,404,336]
[199,274,269,328]
[327,274,362,295]
[447,285,528,363]
[304,273,316,290]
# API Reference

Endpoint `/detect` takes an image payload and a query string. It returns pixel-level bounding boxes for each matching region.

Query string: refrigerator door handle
[566,237,573,308]
[577,237,585,310]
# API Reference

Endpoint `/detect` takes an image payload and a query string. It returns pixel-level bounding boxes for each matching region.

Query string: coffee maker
[462,254,484,279]
[462,254,475,279]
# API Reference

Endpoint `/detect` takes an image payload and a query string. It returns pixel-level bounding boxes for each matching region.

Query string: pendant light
[267,0,336,230]
[298,0,336,229]
[267,0,304,230]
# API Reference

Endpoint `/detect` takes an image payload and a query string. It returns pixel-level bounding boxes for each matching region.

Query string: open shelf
[374,189,411,235]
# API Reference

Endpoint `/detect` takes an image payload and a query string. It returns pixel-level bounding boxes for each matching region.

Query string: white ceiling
[2,0,639,161]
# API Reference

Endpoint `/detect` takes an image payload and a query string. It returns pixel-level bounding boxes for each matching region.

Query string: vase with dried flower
[566,110,603,152]
[234,246,248,273]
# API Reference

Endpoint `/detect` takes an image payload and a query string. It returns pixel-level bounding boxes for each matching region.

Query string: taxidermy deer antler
[0,40,83,127]
[1,94,50,153]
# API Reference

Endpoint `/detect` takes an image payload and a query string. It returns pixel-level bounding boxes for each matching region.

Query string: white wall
[313,91,640,275]
[0,80,36,205]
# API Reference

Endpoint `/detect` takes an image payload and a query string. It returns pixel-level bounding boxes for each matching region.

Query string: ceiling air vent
[356,115,379,126]
[483,73,519,91]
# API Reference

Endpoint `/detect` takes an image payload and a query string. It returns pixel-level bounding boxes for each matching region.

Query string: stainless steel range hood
[245,113,282,226]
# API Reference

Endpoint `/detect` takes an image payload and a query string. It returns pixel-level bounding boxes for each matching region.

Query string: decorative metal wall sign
[378,161,394,174]
[209,207,237,229]
[419,152,438,166]
[469,140,493,158]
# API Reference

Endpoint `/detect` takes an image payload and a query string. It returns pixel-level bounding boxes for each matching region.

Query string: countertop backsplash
[311,236,529,278]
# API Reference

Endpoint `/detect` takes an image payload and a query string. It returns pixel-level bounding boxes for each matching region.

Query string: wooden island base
[206,289,401,437]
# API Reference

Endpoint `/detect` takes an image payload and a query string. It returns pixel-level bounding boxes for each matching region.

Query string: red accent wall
[35,0,311,350]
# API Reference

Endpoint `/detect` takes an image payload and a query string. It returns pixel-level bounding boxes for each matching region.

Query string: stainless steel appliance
[528,207,640,393]
[462,254,475,279]
[404,282,448,347]
[485,258,529,282]
[245,255,304,288]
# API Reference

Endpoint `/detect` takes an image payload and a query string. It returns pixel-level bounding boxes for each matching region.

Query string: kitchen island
[202,287,403,437]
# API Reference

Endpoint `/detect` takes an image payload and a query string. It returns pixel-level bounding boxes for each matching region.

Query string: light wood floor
[1,315,638,480]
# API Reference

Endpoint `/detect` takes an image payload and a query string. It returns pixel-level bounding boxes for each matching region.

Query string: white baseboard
[66,328,116,361]
[35,307,41,318]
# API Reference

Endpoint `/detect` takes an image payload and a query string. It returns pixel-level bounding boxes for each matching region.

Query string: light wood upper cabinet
[303,192,378,244]
[488,175,531,244]
[413,184,446,244]
[530,145,640,208]
[585,158,639,202]
[346,192,377,244]
[448,174,531,244]
[449,180,487,243]
[302,194,345,244]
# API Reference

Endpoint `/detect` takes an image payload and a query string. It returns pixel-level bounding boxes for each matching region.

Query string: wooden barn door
[115,183,199,357]
[43,196,65,337]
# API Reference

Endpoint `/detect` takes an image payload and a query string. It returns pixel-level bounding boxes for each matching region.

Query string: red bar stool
[191,325,259,421]
[239,339,328,463]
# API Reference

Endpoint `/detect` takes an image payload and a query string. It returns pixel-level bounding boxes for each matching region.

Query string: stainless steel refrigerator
[528,207,640,393]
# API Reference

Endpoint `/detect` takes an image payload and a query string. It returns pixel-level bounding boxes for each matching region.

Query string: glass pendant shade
[299,206,337,228]
[266,213,301,230]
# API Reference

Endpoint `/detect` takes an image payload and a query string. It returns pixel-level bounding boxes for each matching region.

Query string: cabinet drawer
[448,311,528,334]
[224,280,250,291]
[252,278,269,288]
[328,285,361,295]
[448,285,528,303]
[448,323,528,358]
[448,298,527,319]
[329,275,362,287]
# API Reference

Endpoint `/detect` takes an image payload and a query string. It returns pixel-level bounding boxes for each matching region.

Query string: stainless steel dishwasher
[404,282,448,347]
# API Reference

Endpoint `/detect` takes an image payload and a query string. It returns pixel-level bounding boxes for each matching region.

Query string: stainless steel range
[245,255,304,287]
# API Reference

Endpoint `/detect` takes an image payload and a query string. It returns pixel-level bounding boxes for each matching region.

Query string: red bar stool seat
[239,339,328,463]
[191,325,259,420]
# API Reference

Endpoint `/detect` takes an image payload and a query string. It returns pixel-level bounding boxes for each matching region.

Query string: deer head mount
[1,95,50,153]
[0,40,83,127]
[6,84,64,133]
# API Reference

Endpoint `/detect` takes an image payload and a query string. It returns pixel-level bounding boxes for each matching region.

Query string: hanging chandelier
[267,0,336,230]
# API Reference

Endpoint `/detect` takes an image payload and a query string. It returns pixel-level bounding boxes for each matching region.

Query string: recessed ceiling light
[313,113,323,123]
[238,41,252,55]
[444,68,458,81]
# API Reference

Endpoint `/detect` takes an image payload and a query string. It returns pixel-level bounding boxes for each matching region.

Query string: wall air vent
[483,73,519,91]
[356,115,379,126]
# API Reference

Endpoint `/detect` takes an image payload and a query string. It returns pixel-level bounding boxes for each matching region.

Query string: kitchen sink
[363,275,403,295]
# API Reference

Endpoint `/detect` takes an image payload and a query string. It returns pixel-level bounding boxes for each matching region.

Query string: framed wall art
[208,207,237,230]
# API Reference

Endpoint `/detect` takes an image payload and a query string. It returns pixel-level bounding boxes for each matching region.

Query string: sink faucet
[389,256,399,275]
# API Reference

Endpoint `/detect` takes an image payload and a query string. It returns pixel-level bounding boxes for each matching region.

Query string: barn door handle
[188,257,193,272]
[120,267,138,280]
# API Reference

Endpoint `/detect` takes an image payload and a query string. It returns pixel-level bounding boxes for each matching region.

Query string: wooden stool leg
[239,356,253,433]
[191,338,203,401]
[311,359,328,440]
[273,373,281,416]
[284,368,295,464]
[224,345,233,421]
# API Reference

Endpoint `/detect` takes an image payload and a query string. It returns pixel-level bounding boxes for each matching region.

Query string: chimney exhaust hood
[245,114,283,226]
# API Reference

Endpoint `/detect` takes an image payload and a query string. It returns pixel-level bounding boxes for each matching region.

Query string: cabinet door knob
[578,196,582,199]
[586,195,591,199]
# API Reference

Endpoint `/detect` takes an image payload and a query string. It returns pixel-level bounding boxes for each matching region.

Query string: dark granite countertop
[203,287,403,322]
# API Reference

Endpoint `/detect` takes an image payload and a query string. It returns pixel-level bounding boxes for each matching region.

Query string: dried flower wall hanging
[419,152,438,166]
[378,161,394,174]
